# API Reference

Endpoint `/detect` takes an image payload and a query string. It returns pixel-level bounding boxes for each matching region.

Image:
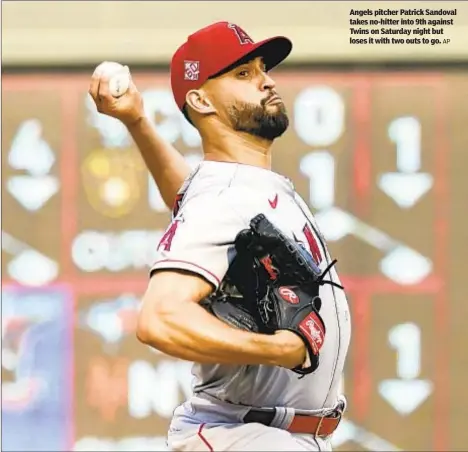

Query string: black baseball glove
[201,214,343,375]
[230,214,344,375]
[200,289,266,334]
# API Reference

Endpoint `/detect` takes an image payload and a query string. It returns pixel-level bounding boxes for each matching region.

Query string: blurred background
[2,1,468,451]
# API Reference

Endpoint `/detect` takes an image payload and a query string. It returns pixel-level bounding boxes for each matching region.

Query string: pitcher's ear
[186,90,216,115]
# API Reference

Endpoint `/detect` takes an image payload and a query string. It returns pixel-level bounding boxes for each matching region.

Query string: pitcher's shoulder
[220,185,274,222]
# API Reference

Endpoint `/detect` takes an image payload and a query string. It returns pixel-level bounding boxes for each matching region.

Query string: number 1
[388,322,421,379]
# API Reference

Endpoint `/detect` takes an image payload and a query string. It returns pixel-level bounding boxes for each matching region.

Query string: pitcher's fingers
[88,73,101,101]
[98,75,111,100]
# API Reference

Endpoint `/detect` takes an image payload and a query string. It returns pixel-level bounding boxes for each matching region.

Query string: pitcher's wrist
[271,330,306,369]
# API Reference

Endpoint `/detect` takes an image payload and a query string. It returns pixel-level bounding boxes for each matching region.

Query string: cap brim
[248,36,293,71]
[210,36,292,79]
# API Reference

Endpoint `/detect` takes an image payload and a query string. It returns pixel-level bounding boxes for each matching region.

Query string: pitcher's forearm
[127,116,192,207]
[137,300,305,368]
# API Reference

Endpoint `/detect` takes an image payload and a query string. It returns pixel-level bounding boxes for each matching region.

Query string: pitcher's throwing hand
[88,62,145,126]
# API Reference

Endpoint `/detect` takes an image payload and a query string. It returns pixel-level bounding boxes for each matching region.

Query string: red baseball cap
[170,21,292,111]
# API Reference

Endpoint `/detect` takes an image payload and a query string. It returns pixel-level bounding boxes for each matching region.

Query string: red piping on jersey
[198,423,214,452]
[152,259,221,285]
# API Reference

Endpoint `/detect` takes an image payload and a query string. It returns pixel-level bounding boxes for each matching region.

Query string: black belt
[243,407,342,437]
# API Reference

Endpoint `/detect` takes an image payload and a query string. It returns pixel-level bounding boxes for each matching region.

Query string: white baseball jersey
[151,161,351,427]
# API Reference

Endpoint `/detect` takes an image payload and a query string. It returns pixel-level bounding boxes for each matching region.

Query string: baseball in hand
[93,61,131,98]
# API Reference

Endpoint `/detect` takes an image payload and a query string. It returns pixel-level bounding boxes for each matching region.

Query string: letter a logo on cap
[227,23,254,45]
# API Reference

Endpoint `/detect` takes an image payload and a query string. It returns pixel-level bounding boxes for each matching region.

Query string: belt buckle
[314,415,325,438]
[314,410,342,438]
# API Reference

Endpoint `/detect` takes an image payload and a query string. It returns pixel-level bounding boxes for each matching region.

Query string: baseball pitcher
[90,21,351,452]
